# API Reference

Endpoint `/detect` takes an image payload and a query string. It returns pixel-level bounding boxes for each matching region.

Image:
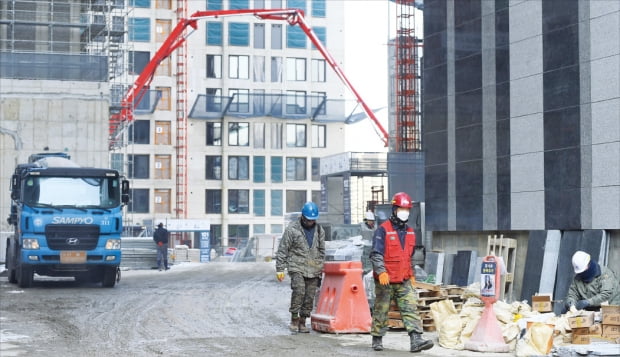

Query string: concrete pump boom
[110,8,389,146]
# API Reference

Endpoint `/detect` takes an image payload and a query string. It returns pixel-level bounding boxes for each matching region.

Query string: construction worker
[564,250,620,312]
[275,202,326,333]
[369,192,433,352]
[363,211,376,230]
[153,222,170,271]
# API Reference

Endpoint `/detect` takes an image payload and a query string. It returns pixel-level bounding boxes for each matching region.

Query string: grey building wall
[423,0,620,232]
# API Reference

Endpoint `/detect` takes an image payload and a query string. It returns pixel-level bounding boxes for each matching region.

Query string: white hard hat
[572,251,591,274]
[365,211,375,221]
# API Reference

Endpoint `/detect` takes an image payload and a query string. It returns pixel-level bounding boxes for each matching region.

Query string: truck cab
[5,153,129,287]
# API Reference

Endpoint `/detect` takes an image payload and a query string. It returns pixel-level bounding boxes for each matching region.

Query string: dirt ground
[0,262,515,357]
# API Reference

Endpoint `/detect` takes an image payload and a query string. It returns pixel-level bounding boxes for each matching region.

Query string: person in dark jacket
[275,202,325,333]
[153,222,169,271]
[565,250,620,311]
[369,192,433,353]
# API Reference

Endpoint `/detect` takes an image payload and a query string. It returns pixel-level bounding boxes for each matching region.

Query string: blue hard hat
[301,202,319,220]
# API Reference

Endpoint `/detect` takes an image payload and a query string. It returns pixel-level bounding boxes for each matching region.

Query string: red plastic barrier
[310,261,371,333]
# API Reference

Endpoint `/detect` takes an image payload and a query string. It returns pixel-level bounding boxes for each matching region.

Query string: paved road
[0,262,513,356]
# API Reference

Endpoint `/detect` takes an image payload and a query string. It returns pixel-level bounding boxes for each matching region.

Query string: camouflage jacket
[275,220,325,278]
[566,266,620,307]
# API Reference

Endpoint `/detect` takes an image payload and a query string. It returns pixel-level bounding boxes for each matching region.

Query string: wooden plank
[412,281,441,291]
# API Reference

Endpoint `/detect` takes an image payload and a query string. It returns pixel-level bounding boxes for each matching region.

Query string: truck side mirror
[121,179,130,204]
[10,174,20,201]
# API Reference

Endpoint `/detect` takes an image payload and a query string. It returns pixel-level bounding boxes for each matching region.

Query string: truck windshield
[23,176,121,209]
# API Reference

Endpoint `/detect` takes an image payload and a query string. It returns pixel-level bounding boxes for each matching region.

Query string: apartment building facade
[115,0,350,250]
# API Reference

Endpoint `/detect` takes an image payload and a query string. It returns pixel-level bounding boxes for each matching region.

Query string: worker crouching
[369,192,434,353]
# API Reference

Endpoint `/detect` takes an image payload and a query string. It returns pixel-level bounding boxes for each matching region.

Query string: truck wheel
[6,243,17,284]
[102,266,117,288]
[17,264,33,288]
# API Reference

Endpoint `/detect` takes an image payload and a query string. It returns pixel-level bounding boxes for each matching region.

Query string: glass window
[311,59,326,82]
[128,188,149,213]
[254,23,265,49]
[207,0,223,10]
[286,90,307,115]
[311,190,320,205]
[253,56,265,82]
[129,120,150,144]
[272,0,282,8]
[287,0,306,12]
[312,26,326,48]
[229,22,250,46]
[228,156,249,180]
[254,0,265,8]
[286,189,306,212]
[254,190,265,216]
[271,224,283,234]
[130,0,150,8]
[206,88,223,112]
[155,56,171,76]
[111,153,124,174]
[155,121,171,145]
[286,123,306,147]
[271,56,283,82]
[271,24,282,49]
[206,122,222,146]
[311,91,326,115]
[229,190,250,213]
[228,122,249,146]
[311,0,325,17]
[254,224,266,234]
[271,190,283,216]
[271,123,283,149]
[286,26,306,48]
[229,55,249,79]
[271,156,283,183]
[129,51,150,75]
[156,0,171,9]
[129,18,150,42]
[253,122,265,148]
[206,22,223,46]
[230,0,249,9]
[206,189,222,213]
[286,58,306,81]
[286,157,306,181]
[128,154,150,179]
[228,89,250,113]
[228,225,249,247]
[207,55,222,78]
[312,124,326,148]
[206,156,222,180]
[254,156,265,183]
[311,157,320,181]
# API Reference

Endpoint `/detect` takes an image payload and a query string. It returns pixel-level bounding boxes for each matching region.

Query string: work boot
[409,332,433,352]
[372,336,383,351]
[289,317,300,332]
[298,317,310,333]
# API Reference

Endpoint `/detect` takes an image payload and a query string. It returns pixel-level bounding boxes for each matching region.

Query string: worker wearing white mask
[369,192,433,352]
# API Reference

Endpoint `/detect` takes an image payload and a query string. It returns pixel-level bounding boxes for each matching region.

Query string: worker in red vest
[369,192,433,352]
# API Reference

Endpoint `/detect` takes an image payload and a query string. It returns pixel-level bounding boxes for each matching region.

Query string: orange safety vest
[382,220,416,283]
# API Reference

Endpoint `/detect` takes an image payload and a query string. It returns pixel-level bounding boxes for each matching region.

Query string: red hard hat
[391,192,413,208]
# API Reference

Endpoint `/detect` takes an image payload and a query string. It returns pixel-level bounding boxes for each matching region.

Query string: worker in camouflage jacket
[564,250,620,312]
[275,202,325,333]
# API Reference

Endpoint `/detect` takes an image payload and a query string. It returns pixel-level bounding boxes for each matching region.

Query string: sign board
[164,219,210,232]
[199,231,210,262]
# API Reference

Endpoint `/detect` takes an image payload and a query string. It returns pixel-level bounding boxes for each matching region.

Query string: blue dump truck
[5,153,129,288]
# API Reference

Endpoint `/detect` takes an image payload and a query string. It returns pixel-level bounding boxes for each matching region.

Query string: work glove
[409,276,416,287]
[378,272,390,285]
[575,300,590,310]
[157,242,163,247]
[276,272,285,282]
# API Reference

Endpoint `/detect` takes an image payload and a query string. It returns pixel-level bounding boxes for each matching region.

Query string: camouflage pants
[289,272,319,317]
[371,280,422,336]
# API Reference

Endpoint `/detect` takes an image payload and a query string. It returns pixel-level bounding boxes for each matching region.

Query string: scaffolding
[392,0,422,152]
[175,0,188,220]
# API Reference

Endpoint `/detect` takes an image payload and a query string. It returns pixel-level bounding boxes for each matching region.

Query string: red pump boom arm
[111,8,389,146]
